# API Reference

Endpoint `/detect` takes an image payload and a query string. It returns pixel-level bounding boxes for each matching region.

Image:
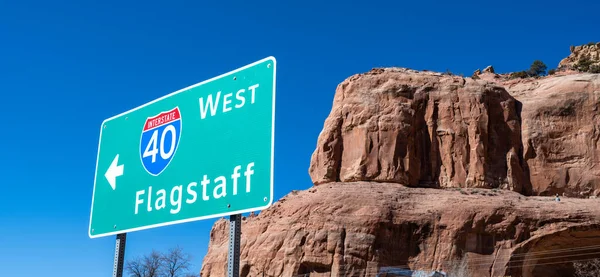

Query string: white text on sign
[134,162,255,215]
[199,84,259,119]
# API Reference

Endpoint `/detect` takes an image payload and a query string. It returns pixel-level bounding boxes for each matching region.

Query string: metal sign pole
[228,214,242,277]
[113,233,127,277]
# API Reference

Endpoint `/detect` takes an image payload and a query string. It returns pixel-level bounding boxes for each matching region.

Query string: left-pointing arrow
[105,154,124,190]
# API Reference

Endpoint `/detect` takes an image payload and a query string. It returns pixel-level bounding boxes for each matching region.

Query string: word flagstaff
[135,163,255,215]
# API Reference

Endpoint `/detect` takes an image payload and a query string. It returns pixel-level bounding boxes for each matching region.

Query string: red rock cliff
[201,183,600,277]
[310,67,600,197]
[308,68,530,193]
[201,47,600,277]
[475,71,600,197]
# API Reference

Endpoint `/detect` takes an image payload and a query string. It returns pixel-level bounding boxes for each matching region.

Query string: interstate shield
[139,107,182,176]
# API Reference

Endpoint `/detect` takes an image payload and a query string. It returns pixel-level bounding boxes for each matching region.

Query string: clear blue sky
[0,0,597,276]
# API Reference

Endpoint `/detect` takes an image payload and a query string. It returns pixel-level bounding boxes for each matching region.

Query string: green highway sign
[88,57,276,238]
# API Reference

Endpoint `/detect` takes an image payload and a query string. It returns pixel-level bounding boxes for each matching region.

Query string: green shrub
[528,60,547,77]
[576,55,594,72]
[510,71,529,79]
[509,60,549,78]
[548,68,556,75]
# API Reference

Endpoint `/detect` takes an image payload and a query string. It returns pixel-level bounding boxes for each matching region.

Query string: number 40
[143,125,177,163]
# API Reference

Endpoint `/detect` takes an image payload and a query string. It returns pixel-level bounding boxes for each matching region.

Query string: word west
[199,83,259,119]
[134,162,255,215]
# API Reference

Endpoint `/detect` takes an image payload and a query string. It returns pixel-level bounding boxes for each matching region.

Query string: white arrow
[105,154,124,190]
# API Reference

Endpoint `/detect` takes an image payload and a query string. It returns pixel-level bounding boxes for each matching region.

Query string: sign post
[228,214,242,277]
[89,57,276,277]
[113,233,126,277]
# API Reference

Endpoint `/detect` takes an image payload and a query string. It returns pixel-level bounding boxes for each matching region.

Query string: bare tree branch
[145,250,163,277]
[125,250,163,277]
[161,245,194,277]
[574,258,600,277]
[125,246,197,277]
[125,256,147,277]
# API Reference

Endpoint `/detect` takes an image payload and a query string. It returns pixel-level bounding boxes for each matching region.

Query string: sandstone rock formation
[559,42,600,71]
[469,71,600,197]
[501,73,600,197]
[472,66,494,77]
[309,67,600,197]
[200,182,600,277]
[308,68,530,192]
[201,49,600,277]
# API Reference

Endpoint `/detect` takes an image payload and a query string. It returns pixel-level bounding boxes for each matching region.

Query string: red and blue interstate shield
[139,107,182,176]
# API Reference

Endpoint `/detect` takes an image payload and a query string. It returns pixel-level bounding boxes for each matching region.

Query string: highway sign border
[88,56,276,239]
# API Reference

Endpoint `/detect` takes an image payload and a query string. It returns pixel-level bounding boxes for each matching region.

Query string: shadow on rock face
[507,224,600,277]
